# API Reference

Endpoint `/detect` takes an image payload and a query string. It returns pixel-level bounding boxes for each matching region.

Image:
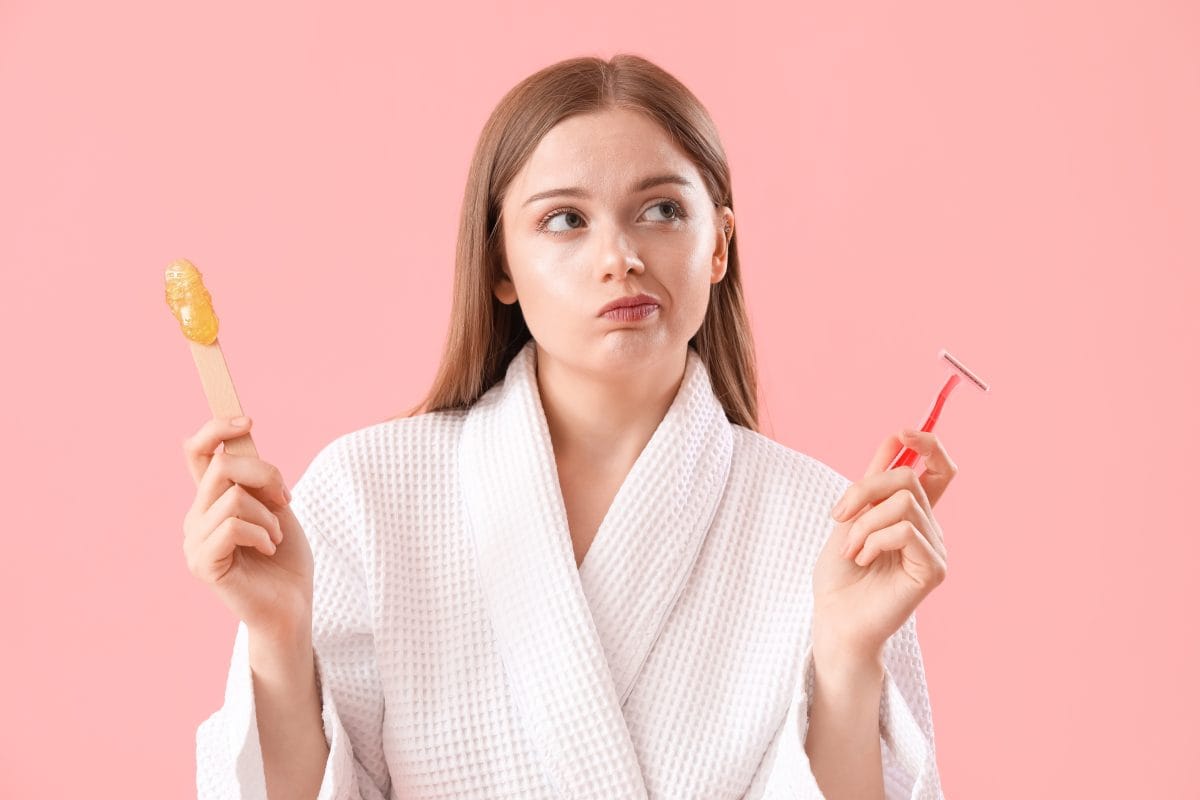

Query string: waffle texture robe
[196,339,943,799]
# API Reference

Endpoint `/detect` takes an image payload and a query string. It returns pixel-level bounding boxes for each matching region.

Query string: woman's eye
[644,200,684,221]
[542,210,584,233]
[536,200,686,235]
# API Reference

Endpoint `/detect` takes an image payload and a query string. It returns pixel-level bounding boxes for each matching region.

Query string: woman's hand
[181,416,315,643]
[812,429,955,665]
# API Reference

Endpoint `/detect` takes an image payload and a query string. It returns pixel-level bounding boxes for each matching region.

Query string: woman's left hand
[812,429,955,665]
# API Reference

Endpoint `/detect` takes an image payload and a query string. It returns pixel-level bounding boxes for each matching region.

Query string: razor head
[939,349,990,392]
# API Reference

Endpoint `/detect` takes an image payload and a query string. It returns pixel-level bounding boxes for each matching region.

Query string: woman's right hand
[181,416,314,641]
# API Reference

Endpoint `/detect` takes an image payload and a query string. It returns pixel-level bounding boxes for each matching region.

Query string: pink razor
[887,349,990,471]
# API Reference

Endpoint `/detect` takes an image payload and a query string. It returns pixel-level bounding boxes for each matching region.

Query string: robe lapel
[458,340,734,799]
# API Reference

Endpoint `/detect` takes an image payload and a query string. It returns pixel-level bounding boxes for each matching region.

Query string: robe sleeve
[743,611,944,799]
[195,439,392,800]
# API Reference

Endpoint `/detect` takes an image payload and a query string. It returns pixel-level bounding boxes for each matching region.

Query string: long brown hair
[395,53,759,431]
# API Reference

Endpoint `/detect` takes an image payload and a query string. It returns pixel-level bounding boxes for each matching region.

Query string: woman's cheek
[524,277,581,339]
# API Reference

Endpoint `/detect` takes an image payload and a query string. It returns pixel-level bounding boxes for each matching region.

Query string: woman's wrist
[812,626,885,687]
[247,614,315,683]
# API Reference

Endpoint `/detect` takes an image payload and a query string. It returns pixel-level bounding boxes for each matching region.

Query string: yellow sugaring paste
[164,258,219,345]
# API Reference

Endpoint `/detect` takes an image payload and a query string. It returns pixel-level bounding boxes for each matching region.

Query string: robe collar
[458,339,735,799]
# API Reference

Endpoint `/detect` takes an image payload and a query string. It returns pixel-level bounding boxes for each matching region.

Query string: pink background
[2,0,1195,796]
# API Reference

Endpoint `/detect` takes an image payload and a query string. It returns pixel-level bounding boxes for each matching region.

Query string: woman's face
[496,107,734,376]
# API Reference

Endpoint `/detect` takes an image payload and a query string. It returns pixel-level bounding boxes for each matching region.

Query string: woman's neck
[535,345,687,470]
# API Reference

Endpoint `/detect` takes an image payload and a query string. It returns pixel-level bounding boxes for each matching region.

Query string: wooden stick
[189,337,258,458]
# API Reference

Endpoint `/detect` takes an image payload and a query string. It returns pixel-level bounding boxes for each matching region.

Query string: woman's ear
[711,207,734,285]
[494,261,518,305]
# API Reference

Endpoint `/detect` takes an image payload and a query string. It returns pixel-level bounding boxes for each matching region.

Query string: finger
[833,463,931,524]
[189,450,289,518]
[190,517,277,583]
[182,416,254,486]
[865,431,905,477]
[852,519,947,584]
[840,488,937,562]
[827,432,907,523]
[897,429,959,507]
[195,483,283,547]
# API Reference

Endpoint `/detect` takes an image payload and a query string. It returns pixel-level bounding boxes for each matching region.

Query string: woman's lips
[601,303,659,322]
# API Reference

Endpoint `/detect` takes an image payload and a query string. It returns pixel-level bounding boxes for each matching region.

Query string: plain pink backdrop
[1,0,1196,796]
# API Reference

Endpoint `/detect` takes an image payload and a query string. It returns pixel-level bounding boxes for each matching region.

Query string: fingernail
[831,500,846,519]
[231,416,249,427]
[283,485,292,503]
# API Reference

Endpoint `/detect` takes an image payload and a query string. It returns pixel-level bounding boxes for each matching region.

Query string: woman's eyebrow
[522,173,693,207]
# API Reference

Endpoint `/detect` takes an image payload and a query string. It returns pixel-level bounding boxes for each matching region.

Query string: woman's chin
[535,329,682,374]
[592,332,679,365]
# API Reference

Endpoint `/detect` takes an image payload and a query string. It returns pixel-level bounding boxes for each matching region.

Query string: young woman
[186,54,950,799]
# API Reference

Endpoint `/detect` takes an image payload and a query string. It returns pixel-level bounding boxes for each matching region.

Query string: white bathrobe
[196,339,943,799]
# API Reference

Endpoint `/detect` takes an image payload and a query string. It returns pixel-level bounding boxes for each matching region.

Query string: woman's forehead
[507,112,700,208]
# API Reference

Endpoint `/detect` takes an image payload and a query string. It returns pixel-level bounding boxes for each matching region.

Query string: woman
[187,54,949,799]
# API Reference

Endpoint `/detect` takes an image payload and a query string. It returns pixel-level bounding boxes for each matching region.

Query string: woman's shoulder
[297,408,470,493]
[730,424,854,499]
[323,407,468,455]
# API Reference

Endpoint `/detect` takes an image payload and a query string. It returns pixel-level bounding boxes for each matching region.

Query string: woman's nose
[595,228,645,279]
